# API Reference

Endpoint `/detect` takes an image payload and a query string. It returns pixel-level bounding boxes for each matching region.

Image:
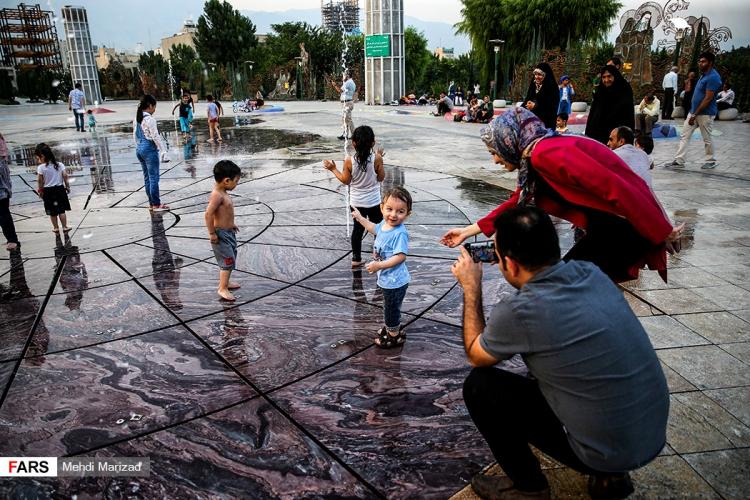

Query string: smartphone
[464,240,499,264]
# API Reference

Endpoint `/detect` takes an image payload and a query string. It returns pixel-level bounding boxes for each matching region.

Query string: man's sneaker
[588,473,634,500]
[701,162,716,169]
[151,204,170,212]
[667,160,684,168]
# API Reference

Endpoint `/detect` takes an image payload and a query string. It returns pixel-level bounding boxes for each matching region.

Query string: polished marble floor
[1,110,749,499]
[0,123,513,498]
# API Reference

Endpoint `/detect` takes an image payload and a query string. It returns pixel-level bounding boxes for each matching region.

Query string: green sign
[365,35,391,57]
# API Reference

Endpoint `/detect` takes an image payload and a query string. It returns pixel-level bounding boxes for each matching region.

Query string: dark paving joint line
[0,254,66,411]
[102,247,386,498]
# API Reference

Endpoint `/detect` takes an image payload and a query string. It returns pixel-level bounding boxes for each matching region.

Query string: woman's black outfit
[522,63,560,129]
[585,65,635,145]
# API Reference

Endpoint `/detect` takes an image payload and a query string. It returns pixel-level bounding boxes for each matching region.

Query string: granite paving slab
[0,326,255,457]
[272,318,492,499]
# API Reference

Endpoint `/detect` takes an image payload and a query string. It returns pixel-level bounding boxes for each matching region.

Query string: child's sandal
[375,326,406,349]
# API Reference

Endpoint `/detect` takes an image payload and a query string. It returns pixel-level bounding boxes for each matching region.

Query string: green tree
[138,50,168,98]
[169,44,202,93]
[405,27,430,92]
[195,0,257,67]
[457,0,621,89]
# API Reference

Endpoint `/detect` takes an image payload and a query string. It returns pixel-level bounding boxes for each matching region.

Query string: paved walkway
[0,100,748,498]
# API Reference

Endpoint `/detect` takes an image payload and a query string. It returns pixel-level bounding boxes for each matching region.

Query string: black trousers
[464,368,597,491]
[563,210,651,283]
[437,102,451,115]
[662,88,674,119]
[0,197,19,245]
[350,204,382,262]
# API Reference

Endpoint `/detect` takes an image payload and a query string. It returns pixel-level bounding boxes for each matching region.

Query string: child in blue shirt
[352,186,412,348]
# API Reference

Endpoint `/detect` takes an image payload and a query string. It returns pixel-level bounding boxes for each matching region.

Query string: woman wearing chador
[522,62,560,129]
[585,65,635,144]
[440,107,683,283]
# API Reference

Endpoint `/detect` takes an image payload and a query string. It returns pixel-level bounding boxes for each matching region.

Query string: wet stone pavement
[0,103,749,499]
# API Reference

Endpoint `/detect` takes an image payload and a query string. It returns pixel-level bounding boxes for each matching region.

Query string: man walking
[662,65,678,119]
[68,82,86,132]
[331,72,356,140]
[452,206,669,500]
[670,51,722,169]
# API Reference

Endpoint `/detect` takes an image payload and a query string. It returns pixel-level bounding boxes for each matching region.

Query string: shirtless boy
[205,160,241,300]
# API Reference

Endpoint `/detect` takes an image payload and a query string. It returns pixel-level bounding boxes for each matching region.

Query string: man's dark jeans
[463,367,599,491]
[73,110,85,131]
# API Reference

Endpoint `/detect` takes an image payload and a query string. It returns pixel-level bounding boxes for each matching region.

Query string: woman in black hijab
[585,65,635,144]
[522,62,560,129]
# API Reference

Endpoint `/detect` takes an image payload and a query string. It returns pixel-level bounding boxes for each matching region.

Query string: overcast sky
[38,0,749,51]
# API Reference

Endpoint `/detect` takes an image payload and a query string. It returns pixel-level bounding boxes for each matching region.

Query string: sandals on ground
[375,326,406,349]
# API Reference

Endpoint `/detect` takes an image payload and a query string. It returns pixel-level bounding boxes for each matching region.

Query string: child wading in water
[206,95,222,143]
[352,186,412,348]
[205,160,241,301]
[172,93,194,142]
[323,125,385,267]
[35,143,72,233]
[86,110,96,132]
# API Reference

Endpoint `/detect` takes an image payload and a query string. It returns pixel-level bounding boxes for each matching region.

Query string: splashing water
[339,1,353,237]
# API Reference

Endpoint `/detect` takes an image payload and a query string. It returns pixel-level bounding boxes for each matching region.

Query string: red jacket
[477,135,672,281]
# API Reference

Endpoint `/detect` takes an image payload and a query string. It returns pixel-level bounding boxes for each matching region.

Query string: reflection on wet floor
[0,121,518,498]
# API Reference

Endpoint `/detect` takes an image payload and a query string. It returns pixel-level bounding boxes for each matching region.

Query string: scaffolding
[0,3,62,71]
[321,0,360,33]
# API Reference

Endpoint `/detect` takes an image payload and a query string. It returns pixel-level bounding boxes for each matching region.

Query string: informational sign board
[365,35,391,57]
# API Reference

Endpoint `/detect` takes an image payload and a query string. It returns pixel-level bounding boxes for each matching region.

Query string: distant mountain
[243,9,471,55]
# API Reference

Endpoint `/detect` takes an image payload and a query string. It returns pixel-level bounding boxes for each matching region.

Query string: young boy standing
[352,186,412,348]
[205,160,241,300]
[206,94,222,143]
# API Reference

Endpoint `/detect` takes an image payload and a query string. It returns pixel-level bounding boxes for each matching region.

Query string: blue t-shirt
[691,68,722,116]
[373,221,410,289]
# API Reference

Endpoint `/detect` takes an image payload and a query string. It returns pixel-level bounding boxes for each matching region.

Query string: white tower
[364,0,404,105]
[61,5,102,105]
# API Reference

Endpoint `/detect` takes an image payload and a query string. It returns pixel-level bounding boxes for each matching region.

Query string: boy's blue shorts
[179,117,191,133]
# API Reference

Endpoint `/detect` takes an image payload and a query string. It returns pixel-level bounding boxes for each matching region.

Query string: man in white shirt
[331,72,356,140]
[716,82,735,116]
[661,66,678,119]
[607,126,652,188]
[68,82,86,132]
[635,94,660,136]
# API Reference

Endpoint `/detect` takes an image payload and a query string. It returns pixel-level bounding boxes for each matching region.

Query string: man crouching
[451,206,668,500]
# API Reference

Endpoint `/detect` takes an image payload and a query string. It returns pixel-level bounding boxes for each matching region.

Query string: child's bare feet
[218,288,236,301]
[52,227,59,234]
[62,226,72,232]
[228,282,241,290]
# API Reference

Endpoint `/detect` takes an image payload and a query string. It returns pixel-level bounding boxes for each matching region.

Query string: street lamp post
[244,60,254,98]
[670,17,690,67]
[294,56,303,99]
[489,39,505,101]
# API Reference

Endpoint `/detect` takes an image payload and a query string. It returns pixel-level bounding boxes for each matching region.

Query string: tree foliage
[194,0,257,67]
[169,44,203,93]
[405,27,430,92]
[456,0,621,91]
[138,50,168,98]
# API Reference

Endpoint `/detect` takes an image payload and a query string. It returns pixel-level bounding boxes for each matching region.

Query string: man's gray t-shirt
[480,260,668,472]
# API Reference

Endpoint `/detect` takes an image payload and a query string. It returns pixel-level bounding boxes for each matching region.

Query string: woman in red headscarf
[441,107,683,283]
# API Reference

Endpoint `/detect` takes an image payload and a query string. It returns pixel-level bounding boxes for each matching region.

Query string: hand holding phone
[463,240,499,264]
